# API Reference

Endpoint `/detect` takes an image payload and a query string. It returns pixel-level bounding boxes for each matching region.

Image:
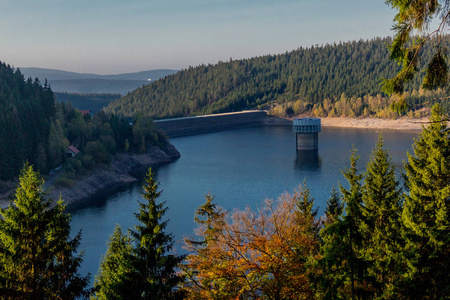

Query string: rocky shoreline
[48,143,180,207]
[0,143,180,208]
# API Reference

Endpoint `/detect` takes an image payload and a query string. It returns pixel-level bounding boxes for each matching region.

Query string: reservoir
[69,125,419,282]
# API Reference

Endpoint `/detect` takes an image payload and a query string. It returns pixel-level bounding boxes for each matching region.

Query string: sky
[1,0,397,74]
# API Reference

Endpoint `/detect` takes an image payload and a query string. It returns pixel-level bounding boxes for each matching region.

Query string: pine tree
[93,225,135,300]
[314,150,368,299]
[338,148,368,300]
[324,186,343,224]
[384,0,450,95]
[296,181,319,219]
[182,193,227,299]
[187,193,224,248]
[295,181,320,237]
[47,119,66,169]
[0,164,89,299]
[312,188,346,299]
[130,168,184,299]
[361,135,403,299]
[401,103,450,298]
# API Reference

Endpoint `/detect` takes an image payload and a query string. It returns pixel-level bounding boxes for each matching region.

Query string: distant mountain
[19,68,178,94]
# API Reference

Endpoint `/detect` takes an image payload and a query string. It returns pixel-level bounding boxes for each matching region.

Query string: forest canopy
[104,37,450,119]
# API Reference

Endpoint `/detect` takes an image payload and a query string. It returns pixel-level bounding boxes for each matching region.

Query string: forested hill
[0,61,172,181]
[104,37,431,119]
[0,62,56,179]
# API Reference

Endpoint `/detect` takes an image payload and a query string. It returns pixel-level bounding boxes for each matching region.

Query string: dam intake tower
[293,118,321,150]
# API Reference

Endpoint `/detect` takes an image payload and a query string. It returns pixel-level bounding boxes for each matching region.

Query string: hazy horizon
[2,0,396,75]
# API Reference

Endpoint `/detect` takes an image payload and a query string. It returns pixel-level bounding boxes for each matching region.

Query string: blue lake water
[69,125,419,283]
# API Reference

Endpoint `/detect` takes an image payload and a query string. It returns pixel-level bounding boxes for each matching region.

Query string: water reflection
[295,150,321,171]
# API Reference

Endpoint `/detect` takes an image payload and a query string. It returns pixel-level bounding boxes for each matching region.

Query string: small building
[293,118,321,150]
[80,110,90,116]
[66,145,80,158]
[79,110,93,119]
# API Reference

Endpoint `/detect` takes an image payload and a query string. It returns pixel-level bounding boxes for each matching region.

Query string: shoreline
[0,143,180,208]
[319,116,435,131]
[266,115,440,131]
[47,143,180,207]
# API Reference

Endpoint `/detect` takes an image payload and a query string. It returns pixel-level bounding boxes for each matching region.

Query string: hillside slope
[105,37,440,119]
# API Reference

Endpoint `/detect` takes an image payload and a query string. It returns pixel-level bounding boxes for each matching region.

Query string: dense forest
[0,62,55,179]
[104,37,449,119]
[0,62,167,181]
[2,105,448,299]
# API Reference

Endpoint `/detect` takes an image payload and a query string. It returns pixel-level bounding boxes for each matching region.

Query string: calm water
[69,126,419,282]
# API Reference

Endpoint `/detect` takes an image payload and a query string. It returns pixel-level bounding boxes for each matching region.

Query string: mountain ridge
[19,68,178,94]
[19,67,178,81]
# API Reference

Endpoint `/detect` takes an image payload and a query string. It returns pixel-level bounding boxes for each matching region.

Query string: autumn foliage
[183,188,319,299]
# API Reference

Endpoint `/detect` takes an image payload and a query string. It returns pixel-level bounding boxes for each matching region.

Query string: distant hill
[19,68,178,94]
[104,37,448,119]
[54,92,121,112]
[49,79,150,95]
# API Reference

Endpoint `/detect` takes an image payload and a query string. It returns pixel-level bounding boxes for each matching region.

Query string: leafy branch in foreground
[383,0,450,110]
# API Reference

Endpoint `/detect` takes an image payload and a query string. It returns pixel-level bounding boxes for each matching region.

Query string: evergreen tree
[130,168,184,299]
[314,151,368,299]
[361,135,403,299]
[47,119,67,169]
[93,225,135,300]
[312,188,346,299]
[182,193,227,298]
[295,181,320,236]
[338,148,368,300]
[0,164,89,299]
[384,0,450,95]
[324,186,343,223]
[401,103,450,298]
[296,181,319,219]
[188,193,224,248]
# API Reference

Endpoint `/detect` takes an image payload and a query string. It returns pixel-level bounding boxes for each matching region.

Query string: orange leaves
[183,189,318,299]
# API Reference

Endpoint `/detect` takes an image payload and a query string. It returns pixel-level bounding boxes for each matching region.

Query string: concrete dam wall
[154,110,267,138]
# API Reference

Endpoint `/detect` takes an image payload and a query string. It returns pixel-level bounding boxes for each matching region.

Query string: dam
[154,110,267,138]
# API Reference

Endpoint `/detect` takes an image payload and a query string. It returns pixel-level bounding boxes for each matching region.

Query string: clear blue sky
[1,0,396,74]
